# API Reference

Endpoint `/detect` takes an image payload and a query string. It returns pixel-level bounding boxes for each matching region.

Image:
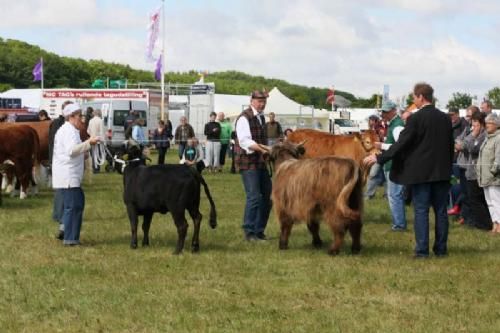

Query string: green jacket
[477,129,500,187]
[383,115,405,172]
[219,121,233,145]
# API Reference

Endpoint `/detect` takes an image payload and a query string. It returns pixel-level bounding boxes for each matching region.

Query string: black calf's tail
[197,174,217,229]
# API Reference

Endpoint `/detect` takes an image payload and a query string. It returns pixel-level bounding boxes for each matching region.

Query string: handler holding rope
[234,90,272,241]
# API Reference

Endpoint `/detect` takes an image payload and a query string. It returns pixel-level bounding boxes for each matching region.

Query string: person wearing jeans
[52,103,99,246]
[377,100,407,231]
[364,83,453,257]
[234,90,272,241]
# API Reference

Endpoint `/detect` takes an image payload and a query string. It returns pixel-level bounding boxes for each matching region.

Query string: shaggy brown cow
[286,129,380,183]
[0,125,40,201]
[269,141,364,255]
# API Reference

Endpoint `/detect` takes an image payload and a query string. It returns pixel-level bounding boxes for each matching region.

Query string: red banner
[42,90,148,99]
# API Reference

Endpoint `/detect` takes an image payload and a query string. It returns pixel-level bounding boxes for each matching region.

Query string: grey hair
[485,113,500,126]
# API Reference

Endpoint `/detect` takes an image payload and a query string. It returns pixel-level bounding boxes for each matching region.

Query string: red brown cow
[0,125,40,201]
[286,129,380,183]
[269,141,364,255]
[0,121,50,164]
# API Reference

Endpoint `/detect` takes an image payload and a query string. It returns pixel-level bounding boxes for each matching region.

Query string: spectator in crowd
[480,100,493,115]
[87,109,105,173]
[376,100,407,231]
[264,112,283,146]
[174,116,195,160]
[462,112,491,230]
[52,103,99,246]
[218,112,232,172]
[365,114,386,200]
[447,107,469,216]
[364,82,453,258]
[180,137,205,173]
[477,113,500,233]
[131,118,147,146]
[454,106,479,226]
[49,100,72,240]
[152,119,173,165]
[204,111,221,172]
[38,109,50,121]
[123,110,138,134]
[283,128,293,139]
[235,90,272,241]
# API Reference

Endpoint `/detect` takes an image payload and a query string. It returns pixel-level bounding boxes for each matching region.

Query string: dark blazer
[377,104,454,185]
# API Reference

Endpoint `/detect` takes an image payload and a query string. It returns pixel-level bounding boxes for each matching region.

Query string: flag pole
[160,0,166,121]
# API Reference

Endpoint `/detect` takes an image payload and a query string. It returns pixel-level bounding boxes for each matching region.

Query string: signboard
[42,89,148,99]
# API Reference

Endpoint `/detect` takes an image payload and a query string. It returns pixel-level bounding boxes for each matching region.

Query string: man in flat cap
[234,90,272,241]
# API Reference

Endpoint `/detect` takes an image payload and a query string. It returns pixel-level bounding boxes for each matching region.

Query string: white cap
[62,103,82,116]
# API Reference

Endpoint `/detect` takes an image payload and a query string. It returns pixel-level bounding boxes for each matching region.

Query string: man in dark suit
[364,83,453,258]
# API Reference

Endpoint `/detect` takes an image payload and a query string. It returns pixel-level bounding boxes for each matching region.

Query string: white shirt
[52,122,91,188]
[87,116,105,138]
[235,106,264,154]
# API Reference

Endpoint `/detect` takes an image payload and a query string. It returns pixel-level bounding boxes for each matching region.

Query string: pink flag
[146,6,161,62]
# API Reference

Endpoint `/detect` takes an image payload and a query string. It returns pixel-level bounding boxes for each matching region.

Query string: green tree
[446,92,474,109]
[486,87,500,108]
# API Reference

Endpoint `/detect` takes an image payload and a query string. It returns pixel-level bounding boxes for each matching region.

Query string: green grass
[1,150,499,332]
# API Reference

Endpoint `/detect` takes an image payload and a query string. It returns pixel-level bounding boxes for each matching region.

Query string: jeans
[178,142,187,160]
[365,163,385,198]
[412,181,450,257]
[157,146,168,165]
[385,171,406,229]
[62,187,85,245]
[219,143,229,166]
[240,168,272,236]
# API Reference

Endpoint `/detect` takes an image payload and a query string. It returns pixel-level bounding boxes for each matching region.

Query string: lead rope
[91,142,108,166]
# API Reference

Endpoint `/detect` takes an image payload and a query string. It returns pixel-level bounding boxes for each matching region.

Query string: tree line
[4,38,497,109]
[0,38,379,109]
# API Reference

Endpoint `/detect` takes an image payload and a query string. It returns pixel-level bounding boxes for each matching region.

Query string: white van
[82,100,154,147]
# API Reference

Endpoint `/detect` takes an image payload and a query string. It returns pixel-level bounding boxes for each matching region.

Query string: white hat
[63,103,82,116]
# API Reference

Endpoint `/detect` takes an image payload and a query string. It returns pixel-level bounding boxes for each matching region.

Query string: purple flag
[146,6,161,62]
[32,59,43,82]
[155,55,162,81]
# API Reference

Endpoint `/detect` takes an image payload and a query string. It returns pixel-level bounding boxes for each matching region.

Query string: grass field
[1,150,499,332]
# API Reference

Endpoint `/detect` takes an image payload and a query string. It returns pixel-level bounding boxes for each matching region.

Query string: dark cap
[251,89,269,99]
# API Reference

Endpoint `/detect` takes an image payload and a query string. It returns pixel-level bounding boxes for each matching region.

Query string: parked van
[81,100,155,147]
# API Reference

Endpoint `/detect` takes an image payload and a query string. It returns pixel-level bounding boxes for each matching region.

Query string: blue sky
[2,0,500,105]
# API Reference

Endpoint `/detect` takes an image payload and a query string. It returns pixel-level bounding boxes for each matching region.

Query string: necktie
[259,114,266,126]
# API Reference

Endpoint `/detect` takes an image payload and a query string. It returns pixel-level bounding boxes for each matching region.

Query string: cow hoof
[130,243,138,249]
[279,242,289,250]
[210,222,217,229]
[352,246,361,255]
[328,249,340,256]
[20,192,28,200]
[191,244,200,253]
[312,240,323,249]
[142,240,149,247]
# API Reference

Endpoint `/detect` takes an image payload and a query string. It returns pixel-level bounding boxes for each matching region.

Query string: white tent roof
[214,87,330,119]
[0,89,42,109]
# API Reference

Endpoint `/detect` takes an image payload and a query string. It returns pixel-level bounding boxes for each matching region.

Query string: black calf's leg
[172,211,188,255]
[189,210,202,253]
[307,219,323,249]
[126,205,139,249]
[142,212,153,246]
